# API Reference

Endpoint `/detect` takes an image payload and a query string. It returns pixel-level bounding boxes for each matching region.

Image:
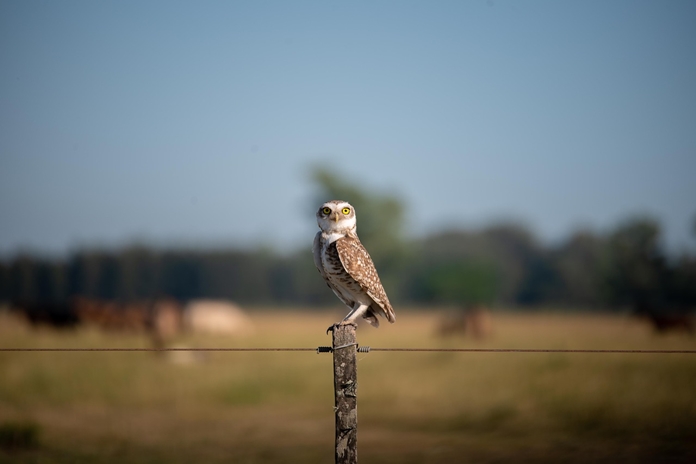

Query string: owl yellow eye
[342,207,351,215]
[322,207,331,215]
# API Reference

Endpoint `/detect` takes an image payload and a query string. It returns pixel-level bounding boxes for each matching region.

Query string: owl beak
[333,212,340,223]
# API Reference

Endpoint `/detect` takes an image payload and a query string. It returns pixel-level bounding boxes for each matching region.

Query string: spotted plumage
[312,200,396,327]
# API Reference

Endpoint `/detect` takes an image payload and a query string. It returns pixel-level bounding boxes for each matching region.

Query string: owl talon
[326,321,357,334]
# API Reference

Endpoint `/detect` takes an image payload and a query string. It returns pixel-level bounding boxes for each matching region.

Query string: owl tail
[364,308,380,328]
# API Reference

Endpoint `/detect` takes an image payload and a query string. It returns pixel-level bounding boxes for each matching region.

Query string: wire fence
[2,347,696,354]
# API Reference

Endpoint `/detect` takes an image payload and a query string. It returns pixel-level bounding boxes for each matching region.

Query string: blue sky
[1,0,695,257]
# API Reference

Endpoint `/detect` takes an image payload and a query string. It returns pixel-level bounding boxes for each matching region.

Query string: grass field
[1,307,695,463]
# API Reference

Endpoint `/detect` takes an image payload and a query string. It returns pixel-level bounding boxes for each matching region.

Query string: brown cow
[72,297,150,332]
[644,312,695,334]
[437,306,493,339]
[71,297,184,345]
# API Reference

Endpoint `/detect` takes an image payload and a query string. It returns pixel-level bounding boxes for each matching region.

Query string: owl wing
[335,236,396,323]
[313,233,355,309]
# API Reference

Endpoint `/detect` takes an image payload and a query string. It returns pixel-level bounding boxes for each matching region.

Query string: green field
[1,308,695,463]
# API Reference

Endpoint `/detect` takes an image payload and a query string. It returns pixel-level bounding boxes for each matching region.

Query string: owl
[312,200,396,328]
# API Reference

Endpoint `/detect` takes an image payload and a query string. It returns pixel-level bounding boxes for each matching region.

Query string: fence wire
[1,347,696,354]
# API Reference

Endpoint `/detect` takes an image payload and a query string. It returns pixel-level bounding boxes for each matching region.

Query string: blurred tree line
[1,168,695,314]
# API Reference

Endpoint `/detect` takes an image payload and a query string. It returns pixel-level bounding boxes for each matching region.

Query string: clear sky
[1,0,695,257]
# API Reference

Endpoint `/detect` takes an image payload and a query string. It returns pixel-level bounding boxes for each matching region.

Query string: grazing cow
[151,298,184,348]
[632,302,695,335]
[11,302,79,329]
[183,299,254,336]
[71,297,184,336]
[643,311,695,334]
[438,306,493,339]
[72,297,150,332]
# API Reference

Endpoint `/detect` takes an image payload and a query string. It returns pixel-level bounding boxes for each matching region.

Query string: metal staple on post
[316,345,370,354]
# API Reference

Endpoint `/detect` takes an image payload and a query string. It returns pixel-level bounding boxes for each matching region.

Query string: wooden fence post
[332,323,358,464]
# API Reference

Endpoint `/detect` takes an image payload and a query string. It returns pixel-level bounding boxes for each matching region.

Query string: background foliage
[2,170,695,314]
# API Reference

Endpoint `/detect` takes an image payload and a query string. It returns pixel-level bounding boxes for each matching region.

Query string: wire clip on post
[316,345,370,354]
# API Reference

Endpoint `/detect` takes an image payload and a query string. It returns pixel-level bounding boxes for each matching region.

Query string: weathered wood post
[332,323,358,464]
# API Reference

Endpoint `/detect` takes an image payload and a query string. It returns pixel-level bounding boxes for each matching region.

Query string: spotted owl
[312,200,396,327]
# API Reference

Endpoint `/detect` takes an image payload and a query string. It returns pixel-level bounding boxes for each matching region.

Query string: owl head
[316,200,356,234]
